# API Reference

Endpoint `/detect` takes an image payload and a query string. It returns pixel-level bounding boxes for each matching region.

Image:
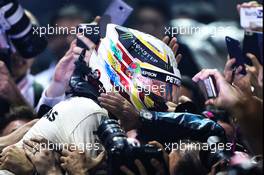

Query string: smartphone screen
[104,0,133,25]
[225,36,247,75]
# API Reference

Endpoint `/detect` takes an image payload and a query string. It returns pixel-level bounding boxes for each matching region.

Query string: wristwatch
[139,109,154,123]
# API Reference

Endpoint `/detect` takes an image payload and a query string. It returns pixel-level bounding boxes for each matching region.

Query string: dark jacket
[138,111,226,144]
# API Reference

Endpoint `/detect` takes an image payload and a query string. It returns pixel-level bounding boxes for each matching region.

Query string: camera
[97,119,169,175]
[199,136,232,171]
[0,0,47,60]
[200,136,262,175]
[198,76,218,99]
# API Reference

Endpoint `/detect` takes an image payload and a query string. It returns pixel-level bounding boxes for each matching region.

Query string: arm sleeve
[138,111,226,143]
[35,88,66,112]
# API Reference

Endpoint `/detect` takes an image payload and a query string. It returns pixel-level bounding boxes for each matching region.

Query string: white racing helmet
[89,24,181,111]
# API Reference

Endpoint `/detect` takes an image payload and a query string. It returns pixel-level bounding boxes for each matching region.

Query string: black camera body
[97,119,169,175]
[200,136,232,171]
[0,0,47,62]
[200,136,262,175]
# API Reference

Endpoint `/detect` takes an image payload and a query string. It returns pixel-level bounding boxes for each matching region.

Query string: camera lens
[97,119,128,151]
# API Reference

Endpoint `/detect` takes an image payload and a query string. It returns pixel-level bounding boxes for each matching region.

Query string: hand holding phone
[198,76,218,100]
[225,36,247,75]
[76,24,100,50]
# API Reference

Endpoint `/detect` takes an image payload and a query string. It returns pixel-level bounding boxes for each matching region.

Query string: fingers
[26,119,39,127]
[30,136,49,145]
[23,139,40,151]
[93,16,101,24]
[98,97,119,107]
[192,69,223,82]
[175,54,182,64]
[94,151,106,164]
[134,159,147,175]
[99,102,118,113]
[162,36,181,60]
[162,36,170,45]
[120,166,135,175]
[151,159,164,175]
[72,46,93,59]
[23,143,36,161]
[225,58,236,72]
[77,34,96,50]
[0,61,10,75]
[168,37,177,49]
[61,149,70,157]
[100,92,124,103]
[178,95,192,104]
[65,40,76,56]
[205,98,216,106]
[60,156,67,163]
[235,66,244,75]
[98,93,122,110]
[148,141,164,150]
[61,52,75,64]
[60,162,67,170]
[247,53,261,69]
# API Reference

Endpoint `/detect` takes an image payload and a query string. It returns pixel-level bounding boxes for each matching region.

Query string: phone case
[104,0,133,25]
[225,36,247,75]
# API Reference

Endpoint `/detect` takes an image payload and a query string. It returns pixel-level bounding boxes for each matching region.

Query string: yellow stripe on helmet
[107,51,121,72]
[134,33,168,63]
[130,86,145,111]
[144,95,155,109]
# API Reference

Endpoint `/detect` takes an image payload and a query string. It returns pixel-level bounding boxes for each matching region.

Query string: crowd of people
[0,0,263,175]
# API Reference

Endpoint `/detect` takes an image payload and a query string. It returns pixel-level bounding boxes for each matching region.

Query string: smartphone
[76,24,100,49]
[225,36,247,75]
[104,0,133,25]
[243,32,263,65]
[198,76,218,99]
[240,7,263,32]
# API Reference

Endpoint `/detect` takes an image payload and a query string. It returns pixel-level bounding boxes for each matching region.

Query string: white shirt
[17,97,108,158]
[0,170,14,175]
[35,88,66,112]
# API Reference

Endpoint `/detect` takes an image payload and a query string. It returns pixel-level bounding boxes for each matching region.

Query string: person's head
[169,141,207,175]
[130,1,171,39]
[0,106,36,136]
[171,2,217,24]
[49,4,91,60]
[89,24,181,112]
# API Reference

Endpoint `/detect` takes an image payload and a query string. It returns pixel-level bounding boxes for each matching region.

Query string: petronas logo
[120,32,134,40]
